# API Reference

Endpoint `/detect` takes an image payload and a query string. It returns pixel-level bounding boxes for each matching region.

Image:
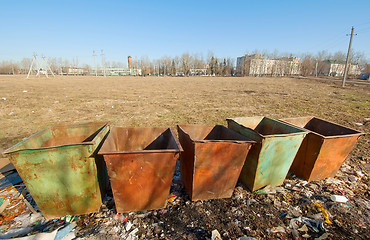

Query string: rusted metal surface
[227,117,307,191]
[3,122,109,219]
[177,125,255,201]
[281,116,364,182]
[98,127,182,213]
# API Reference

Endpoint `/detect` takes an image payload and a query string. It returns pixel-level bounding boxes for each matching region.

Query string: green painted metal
[3,122,109,219]
[227,117,307,191]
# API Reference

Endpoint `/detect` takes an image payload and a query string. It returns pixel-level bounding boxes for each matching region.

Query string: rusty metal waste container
[177,125,255,201]
[3,122,109,219]
[227,117,307,191]
[281,116,364,182]
[98,127,182,213]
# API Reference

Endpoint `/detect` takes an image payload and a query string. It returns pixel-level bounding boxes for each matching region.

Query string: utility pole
[342,26,355,87]
[93,51,97,77]
[315,60,318,77]
[101,50,106,77]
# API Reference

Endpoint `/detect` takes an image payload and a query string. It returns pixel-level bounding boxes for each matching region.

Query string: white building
[321,60,361,76]
[237,54,301,76]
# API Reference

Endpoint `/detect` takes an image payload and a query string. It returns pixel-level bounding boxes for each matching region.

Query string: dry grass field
[1,75,369,239]
[0,75,368,155]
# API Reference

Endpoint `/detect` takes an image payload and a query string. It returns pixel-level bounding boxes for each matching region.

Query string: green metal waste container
[3,122,109,219]
[227,117,307,191]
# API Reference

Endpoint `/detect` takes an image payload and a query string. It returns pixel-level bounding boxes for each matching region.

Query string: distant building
[236,54,301,76]
[321,60,361,76]
[60,67,88,75]
[189,68,208,76]
[104,68,142,76]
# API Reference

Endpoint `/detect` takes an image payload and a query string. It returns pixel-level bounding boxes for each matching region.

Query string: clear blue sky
[1,0,369,65]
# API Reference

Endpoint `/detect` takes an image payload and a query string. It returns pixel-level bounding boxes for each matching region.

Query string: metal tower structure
[27,54,55,78]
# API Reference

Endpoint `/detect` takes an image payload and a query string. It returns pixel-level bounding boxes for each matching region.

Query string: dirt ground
[0,75,369,239]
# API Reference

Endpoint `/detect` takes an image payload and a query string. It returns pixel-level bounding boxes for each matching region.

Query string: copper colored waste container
[177,125,255,201]
[281,116,364,182]
[98,127,182,213]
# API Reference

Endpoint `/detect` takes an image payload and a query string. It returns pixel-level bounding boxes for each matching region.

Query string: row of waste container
[3,116,363,219]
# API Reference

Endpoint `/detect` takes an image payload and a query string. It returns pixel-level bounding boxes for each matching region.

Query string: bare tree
[181,52,190,76]
[300,54,315,76]
[332,51,346,62]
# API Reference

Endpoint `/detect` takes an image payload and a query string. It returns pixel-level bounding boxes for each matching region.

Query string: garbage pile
[0,116,368,239]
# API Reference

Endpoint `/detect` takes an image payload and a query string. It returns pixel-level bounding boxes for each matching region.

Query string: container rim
[177,124,256,144]
[280,116,365,139]
[3,122,109,155]
[98,126,183,155]
[226,117,307,138]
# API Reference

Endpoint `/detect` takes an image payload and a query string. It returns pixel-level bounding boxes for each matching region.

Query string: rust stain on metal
[177,125,255,201]
[99,127,181,213]
[3,122,109,219]
[281,116,364,182]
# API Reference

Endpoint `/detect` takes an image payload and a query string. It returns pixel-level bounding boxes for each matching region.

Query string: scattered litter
[298,224,309,232]
[211,229,222,240]
[331,195,348,203]
[1,97,6,101]
[167,195,177,203]
[125,221,133,232]
[267,226,285,233]
[314,202,331,224]
[255,185,276,194]
[9,112,14,116]
[355,171,365,177]
[353,122,363,126]
[22,90,28,93]
[237,237,257,240]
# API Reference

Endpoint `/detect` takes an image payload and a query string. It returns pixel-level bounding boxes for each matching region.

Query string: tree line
[0,50,368,75]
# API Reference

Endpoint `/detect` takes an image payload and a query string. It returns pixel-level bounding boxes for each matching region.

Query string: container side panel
[227,120,263,143]
[192,142,251,201]
[100,127,168,152]
[289,133,323,180]
[253,135,305,190]
[43,123,106,148]
[9,129,53,152]
[10,146,102,219]
[281,116,314,128]
[205,125,253,141]
[255,118,306,135]
[104,152,178,212]
[309,136,360,181]
[227,117,265,130]
[144,129,179,150]
[306,118,361,137]
[179,125,214,141]
[239,143,261,191]
[178,127,195,198]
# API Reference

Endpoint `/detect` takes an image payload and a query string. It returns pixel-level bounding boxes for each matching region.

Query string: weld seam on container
[98,127,182,213]
[3,122,110,219]
[227,116,307,191]
[280,116,364,182]
[177,124,255,201]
